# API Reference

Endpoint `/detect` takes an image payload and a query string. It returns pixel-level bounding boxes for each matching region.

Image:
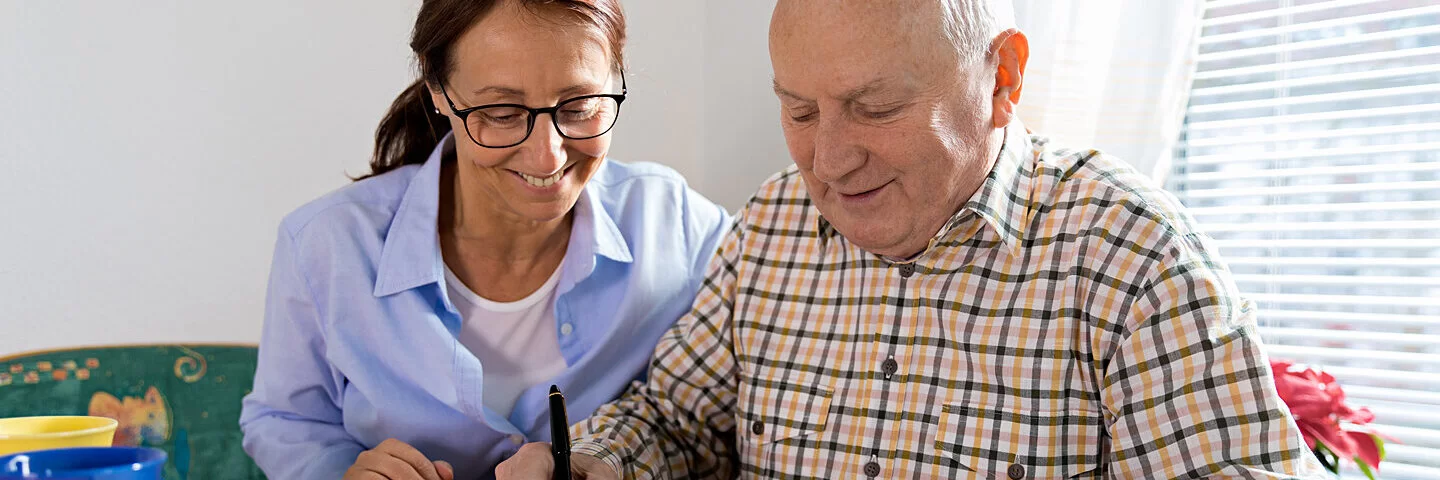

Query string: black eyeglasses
[437,70,627,149]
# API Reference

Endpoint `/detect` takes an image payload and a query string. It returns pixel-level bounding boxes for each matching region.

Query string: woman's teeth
[518,170,564,187]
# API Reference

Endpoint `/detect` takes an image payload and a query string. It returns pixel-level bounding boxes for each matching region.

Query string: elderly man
[499,0,1327,478]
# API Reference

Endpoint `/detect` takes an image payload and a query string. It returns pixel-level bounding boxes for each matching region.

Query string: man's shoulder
[749,163,807,200]
[731,164,820,236]
[1027,135,1201,240]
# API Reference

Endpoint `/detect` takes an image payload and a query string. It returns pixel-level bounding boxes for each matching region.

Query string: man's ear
[989,28,1029,129]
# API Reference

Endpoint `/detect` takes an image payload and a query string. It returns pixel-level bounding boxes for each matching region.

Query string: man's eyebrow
[772,78,897,103]
[772,79,809,102]
[839,78,892,102]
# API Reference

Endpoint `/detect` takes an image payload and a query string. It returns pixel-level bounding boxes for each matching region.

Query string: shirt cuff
[571,440,624,478]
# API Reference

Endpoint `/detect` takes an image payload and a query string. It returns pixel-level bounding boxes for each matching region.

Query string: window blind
[1171,1,1440,478]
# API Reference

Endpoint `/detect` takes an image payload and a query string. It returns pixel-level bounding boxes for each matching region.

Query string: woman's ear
[426,80,448,117]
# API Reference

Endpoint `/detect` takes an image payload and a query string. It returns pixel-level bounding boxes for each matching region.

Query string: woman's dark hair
[362,0,627,179]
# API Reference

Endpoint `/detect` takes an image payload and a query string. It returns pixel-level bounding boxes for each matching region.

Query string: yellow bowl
[0,416,118,455]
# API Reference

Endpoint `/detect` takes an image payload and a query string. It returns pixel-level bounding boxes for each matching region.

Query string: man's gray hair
[937,0,1017,65]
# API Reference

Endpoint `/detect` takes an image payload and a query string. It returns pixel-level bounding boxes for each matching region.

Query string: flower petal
[1347,407,1376,425]
[1349,431,1382,470]
[1310,418,1358,460]
[1297,421,1321,450]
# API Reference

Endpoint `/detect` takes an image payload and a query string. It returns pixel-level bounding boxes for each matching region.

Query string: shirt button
[751,420,764,435]
[864,460,881,477]
[509,434,524,445]
[881,357,898,379]
[560,323,574,336]
[897,263,915,278]
[1008,462,1026,479]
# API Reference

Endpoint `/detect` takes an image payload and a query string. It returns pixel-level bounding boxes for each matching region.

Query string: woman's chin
[508,195,582,224]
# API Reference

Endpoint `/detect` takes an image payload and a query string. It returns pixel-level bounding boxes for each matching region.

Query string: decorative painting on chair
[0,344,265,480]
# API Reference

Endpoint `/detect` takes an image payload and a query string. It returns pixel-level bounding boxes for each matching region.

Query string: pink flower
[1271,359,1390,475]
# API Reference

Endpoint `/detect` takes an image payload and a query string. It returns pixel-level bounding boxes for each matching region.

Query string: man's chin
[829,218,906,255]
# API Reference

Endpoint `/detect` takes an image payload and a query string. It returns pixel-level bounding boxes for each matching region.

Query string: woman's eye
[479,109,526,126]
[562,108,596,120]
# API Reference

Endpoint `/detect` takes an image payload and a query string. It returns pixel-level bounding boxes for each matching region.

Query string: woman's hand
[343,438,455,480]
[494,442,620,480]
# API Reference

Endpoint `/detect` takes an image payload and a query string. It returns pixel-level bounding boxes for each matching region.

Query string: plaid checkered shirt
[570,126,1328,479]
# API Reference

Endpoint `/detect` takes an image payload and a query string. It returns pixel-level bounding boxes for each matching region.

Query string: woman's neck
[438,161,572,301]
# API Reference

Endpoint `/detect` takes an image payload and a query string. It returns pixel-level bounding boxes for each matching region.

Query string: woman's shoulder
[588,158,730,258]
[588,157,688,190]
[589,159,724,220]
[277,165,422,241]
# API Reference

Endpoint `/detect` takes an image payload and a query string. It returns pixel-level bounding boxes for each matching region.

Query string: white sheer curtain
[1012,0,1203,182]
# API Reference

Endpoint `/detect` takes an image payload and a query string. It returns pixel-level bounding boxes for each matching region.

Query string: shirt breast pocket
[933,403,1103,479]
[737,379,833,475]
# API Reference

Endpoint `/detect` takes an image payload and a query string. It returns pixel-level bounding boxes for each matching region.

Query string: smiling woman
[236,1,731,479]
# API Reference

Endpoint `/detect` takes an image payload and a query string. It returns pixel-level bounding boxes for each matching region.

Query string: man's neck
[871,126,1008,261]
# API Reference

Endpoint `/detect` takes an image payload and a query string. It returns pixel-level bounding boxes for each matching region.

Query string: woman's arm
[240,227,366,479]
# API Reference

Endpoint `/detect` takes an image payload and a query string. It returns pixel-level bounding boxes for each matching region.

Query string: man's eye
[860,106,904,119]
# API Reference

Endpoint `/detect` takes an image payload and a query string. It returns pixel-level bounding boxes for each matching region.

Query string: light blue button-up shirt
[239,137,729,480]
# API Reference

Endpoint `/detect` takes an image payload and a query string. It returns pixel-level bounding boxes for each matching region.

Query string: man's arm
[569,215,748,479]
[1102,232,1328,479]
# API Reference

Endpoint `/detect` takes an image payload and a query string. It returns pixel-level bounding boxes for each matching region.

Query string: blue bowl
[0,447,166,479]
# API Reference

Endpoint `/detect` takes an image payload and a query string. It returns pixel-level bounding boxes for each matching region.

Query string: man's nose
[811,115,865,183]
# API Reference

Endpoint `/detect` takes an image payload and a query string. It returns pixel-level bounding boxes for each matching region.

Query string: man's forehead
[772,0,948,43]
[770,0,956,75]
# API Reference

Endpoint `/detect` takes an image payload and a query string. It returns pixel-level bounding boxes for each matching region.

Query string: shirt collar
[960,122,1033,256]
[557,175,634,296]
[814,123,1034,257]
[373,134,633,297]
[373,137,447,297]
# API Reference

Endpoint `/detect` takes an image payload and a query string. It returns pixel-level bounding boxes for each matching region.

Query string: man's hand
[343,438,455,480]
[494,442,620,480]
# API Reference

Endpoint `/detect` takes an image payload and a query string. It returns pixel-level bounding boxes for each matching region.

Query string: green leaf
[1374,434,1386,462]
[1313,443,1341,474]
[1356,458,1376,480]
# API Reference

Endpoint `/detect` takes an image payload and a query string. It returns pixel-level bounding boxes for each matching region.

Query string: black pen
[548,384,572,480]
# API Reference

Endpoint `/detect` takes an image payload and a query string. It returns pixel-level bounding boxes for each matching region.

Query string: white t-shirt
[443,260,569,418]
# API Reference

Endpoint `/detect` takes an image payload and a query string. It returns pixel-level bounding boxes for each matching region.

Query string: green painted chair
[0,344,266,480]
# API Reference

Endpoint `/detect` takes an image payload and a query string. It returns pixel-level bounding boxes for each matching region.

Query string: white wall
[0,1,787,355]
[700,0,788,210]
[0,1,419,355]
[616,0,786,209]
[608,0,706,190]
